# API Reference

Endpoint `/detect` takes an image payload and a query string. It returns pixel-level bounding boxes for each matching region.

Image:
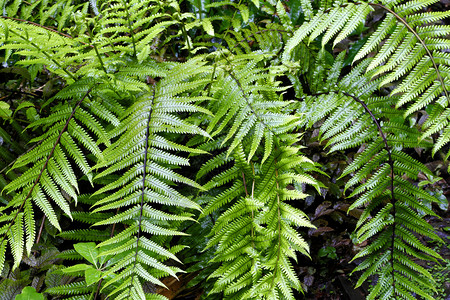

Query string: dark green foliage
[0,0,448,299]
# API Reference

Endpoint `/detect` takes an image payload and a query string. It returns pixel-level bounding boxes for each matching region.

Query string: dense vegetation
[0,0,449,299]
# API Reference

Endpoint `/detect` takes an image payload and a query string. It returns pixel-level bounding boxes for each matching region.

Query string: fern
[191,52,322,299]
[88,58,210,299]
[1,86,106,270]
[294,53,443,299]
[202,140,319,299]
[283,0,450,158]
[0,0,448,299]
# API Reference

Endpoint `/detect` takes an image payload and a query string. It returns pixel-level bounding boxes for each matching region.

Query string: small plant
[15,287,44,300]
[421,259,450,300]
[318,246,338,261]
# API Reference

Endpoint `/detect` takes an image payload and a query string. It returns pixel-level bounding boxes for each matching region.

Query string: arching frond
[91,58,210,299]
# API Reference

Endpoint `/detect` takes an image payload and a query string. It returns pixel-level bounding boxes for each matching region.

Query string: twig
[35,216,46,244]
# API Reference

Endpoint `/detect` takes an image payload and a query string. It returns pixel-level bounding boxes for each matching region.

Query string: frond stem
[341,91,397,294]
[250,163,255,248]
[242,172,255,248]
[180,21,192,56]
[270,158,282,290]
[120,0,137,58]
[206,62,217,97]
[369,2,449,106]
[242,172,249,197]
[35,215,45,245]
[307,89,397,292]
[86,21,107,74]
[320,1,449,105]
[220,0,243,43]
[129,84,156,298]
[94,207,120,300]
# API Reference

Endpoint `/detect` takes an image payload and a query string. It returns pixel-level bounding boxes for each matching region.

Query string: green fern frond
[89,58,210,299]
[298,53,443,299]
[45,281,92,296]
[1,1,447,299]
[282,0,449,157]
[201,132,318,298]
[0,87,108,271]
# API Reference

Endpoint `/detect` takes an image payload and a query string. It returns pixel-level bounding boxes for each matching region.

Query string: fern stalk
[343,91,399,294]
[128,85,156,300]
[120,0,138,58]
